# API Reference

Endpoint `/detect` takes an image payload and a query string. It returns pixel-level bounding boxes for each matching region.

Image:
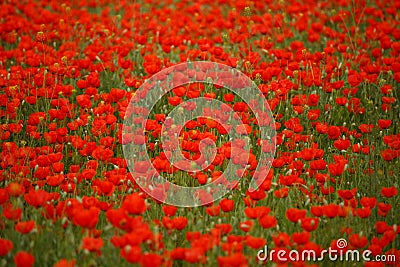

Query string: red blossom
[0,238,13,256]
[14,251,34,267]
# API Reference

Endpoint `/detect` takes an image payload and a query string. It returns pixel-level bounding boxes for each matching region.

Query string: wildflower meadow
[0,0,399,266]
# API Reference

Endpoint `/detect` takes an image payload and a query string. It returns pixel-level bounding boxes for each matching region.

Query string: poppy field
[0,0,399,266]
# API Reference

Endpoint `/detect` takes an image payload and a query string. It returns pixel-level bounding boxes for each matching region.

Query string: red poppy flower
[36,155,51,167]
[355,207,372,218]
[321,204,339,218]
[134,161,150,173]
[235,124,252,135]
[217,252,247,267]
[120,246,142,263]
[106,208,129,230]
[162,205,177,216]
[15,220,35,234]
[239,220,253,232]
[336,97,347,106]
[307,109,320,120]
[327,126,341,140]
[140,253,163,267]
[328,161,346,176]
[381,186,398,198]
[286,208,307,223]
[122,194,146,215]
[0,238,13,256]
[81,237,103,255]
[245,236,266,249]
[310,159,326,170]
[53,259,76,267]
[3,204,22,221]
[272,232,291,247]
[219,199,234,212]
[377,202,392,217]
[348,73,362,87]
[168,96,182,106]
[316,123,329,134]
[337,188,357,200]
[301,217,319,232]
[24,189,51,208]
[76,95,92,109]
[6,182,25,197]
[206,205,221,216]
[359,124,374,133]
[169,247,186,260]
[360,197,377,208]
[291,231,310,245]
[245,206,270,219]
[14,251,35,267]
[334,138,351,151]
[274,187,289,198]
[214,224,232,235]
[378,119,392,129]
[172,86,186,97]
[72,207,100,229]
[349,234,368,249]
[380,149,397,161]
[172,217,188,230]
[246,188,266,201]
[184,247,205,263]
[0,188,9,205]
[375,221,392,234]
[258,215,277,229]
[92,146,114,161]
[46,174,65,187]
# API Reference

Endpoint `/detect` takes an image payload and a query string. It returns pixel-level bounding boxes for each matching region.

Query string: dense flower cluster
[0,0,399,266]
